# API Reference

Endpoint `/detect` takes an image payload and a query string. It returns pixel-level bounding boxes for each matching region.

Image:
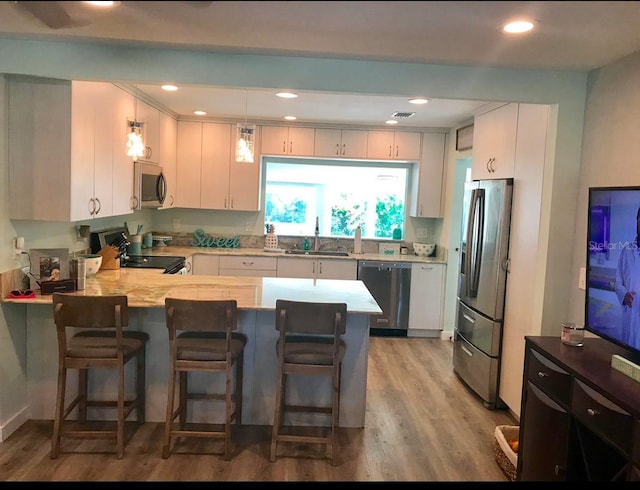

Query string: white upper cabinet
[314,128,368,158]
[260,126,315,156]
[410,132,447,218]
[367,130,422,160]
[175,121,261,211]
[158,112,177,209]
[471,103,518,180]
[136,99,160,164]
[8,77,135,221]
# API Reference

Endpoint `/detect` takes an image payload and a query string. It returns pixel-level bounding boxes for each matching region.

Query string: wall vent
[391,112,415,118]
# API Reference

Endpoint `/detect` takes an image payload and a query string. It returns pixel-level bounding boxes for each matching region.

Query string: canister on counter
[400,246,408,255]
[70,257,86,291]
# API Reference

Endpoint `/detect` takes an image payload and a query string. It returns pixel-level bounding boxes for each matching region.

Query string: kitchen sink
[284,250,350,257]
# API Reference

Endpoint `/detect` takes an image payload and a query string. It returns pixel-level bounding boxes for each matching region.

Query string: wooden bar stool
[270,299,347,465]
[162,298,246,460]
[50,293,148,459]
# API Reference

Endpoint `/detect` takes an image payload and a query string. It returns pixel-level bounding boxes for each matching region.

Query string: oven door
[134,161,166,209]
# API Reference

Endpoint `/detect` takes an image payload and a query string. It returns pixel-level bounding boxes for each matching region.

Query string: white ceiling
[3,1,640,128]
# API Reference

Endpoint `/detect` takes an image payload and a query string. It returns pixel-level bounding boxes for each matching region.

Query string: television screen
[586,186,640,357]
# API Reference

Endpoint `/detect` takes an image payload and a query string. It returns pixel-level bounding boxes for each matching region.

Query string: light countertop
[145,245,446,264]
[3,268,383,314]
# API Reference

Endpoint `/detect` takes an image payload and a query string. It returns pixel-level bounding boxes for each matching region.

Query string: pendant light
[126,88,145,160]
[235,90,255,163]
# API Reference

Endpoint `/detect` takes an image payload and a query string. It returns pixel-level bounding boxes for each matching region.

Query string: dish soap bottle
[303,237,310,251]
[354,225,362,254]
[265,224,279,250]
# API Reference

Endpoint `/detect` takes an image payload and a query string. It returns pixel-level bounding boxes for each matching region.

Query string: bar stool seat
[50,294,148,459]
[270,299,347,465]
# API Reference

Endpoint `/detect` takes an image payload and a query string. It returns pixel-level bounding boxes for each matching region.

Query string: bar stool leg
[162,357,177,459]
[78,368,88,423]
[50,364,67,459]
[137,347,146,423]
[117,364,125,459]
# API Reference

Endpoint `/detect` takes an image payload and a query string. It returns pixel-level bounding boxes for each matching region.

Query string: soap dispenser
[303,237,310,251]
[354,225,362,254]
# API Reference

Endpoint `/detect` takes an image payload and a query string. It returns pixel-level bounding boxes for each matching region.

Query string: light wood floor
[0,336,517,481]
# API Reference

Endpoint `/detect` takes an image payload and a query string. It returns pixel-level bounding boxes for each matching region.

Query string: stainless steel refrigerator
[453,178,513,408]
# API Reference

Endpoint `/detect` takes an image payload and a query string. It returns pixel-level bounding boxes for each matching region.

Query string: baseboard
[441,329,454,341]
[407,329,441,338]
[0,406,29,442]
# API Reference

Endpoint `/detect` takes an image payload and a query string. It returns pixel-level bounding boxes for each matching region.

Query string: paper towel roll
[354,225,362,254]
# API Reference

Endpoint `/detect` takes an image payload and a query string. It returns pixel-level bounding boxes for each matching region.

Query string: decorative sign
[191,229,240,248]
[456,124,474,151]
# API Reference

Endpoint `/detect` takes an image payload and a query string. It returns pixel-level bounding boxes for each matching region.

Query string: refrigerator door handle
[464,188,485,297]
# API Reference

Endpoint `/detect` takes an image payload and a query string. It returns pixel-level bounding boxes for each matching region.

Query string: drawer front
[219,255,277,270]
[452,332,499,405]
[527,348,571,407]
[572,379,632,454]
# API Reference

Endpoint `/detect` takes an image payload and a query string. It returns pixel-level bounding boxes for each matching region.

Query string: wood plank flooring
[0,337,517,481]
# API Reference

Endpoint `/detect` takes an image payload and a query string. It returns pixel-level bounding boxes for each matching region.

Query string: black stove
[120,255,186,274]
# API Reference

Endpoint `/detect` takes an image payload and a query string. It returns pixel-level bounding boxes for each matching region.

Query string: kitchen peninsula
[2,270,382,430]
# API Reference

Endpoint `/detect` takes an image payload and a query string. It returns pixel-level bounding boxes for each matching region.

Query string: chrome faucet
[314,216,320,251]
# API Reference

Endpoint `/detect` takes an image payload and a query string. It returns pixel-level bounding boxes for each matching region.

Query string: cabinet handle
[335,143,340,155]
[169,195,174,207]
[342,143,346,155]
[242,261,254,266]
[88,198,95,216]
[537,371,549,378]
[289,141,293,153]
[395,145,399,157]
[420,204,423,216]
[224,198,228,209]
[230,198,234,209]
[388,145,392,157]
[145,146,152,160]
[94,197,101,215]
[319,262,323,274]
[586,408,600,417]
[312,262,316,274]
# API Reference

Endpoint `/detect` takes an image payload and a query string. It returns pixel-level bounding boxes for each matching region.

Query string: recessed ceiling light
[284,115,297,121]
[276,92,298,99]
[501,19,536,34]
[409,97,429,105]
[161,84,178,92]
[193,110,207,116]
[83,1,120,7]
[385,120,399,125]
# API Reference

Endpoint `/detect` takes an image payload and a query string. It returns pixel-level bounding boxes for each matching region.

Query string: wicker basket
[494,425,519,481]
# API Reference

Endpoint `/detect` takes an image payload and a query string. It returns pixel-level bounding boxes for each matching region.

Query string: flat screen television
[586,186,640,363]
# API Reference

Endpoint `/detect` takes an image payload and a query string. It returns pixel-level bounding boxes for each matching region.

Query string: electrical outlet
[578,267,586,290]
[244,221,253,232]
[13,237,25,259]
[172,218,181,231]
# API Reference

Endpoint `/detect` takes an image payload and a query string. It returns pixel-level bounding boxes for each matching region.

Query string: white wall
[569,50,640,323]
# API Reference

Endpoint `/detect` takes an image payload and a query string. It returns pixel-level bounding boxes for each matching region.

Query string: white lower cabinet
[218,256,277,277]
[191,254,220,275]
[408,263,445,337]
[277,257,357,279]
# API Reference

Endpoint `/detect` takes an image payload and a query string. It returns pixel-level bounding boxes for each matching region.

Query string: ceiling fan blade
[14,1,78,29]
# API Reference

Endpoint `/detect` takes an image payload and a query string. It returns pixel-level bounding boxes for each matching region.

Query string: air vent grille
[392,112,415,118]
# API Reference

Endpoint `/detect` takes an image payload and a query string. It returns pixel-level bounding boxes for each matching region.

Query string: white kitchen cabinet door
[472,103,518,180]
[175,121,203,209]
[8,77,135,221]
[201,122,232,210]
[408,263,445,336]
[277,257,315,278]
[367,130,421,160]
[277,257,357,279]
[192,254,220,275]
[316,258,357,279]
[136,99,160,164]
[314,128,368,158]
[410,132,446,218]
[158,111,177,209]
[260,126,315,156]
[109,84,136,217]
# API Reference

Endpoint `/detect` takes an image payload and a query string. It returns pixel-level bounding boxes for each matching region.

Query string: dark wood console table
[518,336,640,481]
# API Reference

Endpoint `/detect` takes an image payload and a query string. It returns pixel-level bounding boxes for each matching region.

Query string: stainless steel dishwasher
[357,260,411,336]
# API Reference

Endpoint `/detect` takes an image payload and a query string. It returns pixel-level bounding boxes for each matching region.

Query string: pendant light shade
[236,123,255,163]
[126,120,145,159]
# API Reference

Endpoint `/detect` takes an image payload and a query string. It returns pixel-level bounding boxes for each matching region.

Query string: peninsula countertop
[3,268,383,314]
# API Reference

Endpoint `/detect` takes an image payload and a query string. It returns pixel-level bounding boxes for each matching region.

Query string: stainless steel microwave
[134,161,166,209]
